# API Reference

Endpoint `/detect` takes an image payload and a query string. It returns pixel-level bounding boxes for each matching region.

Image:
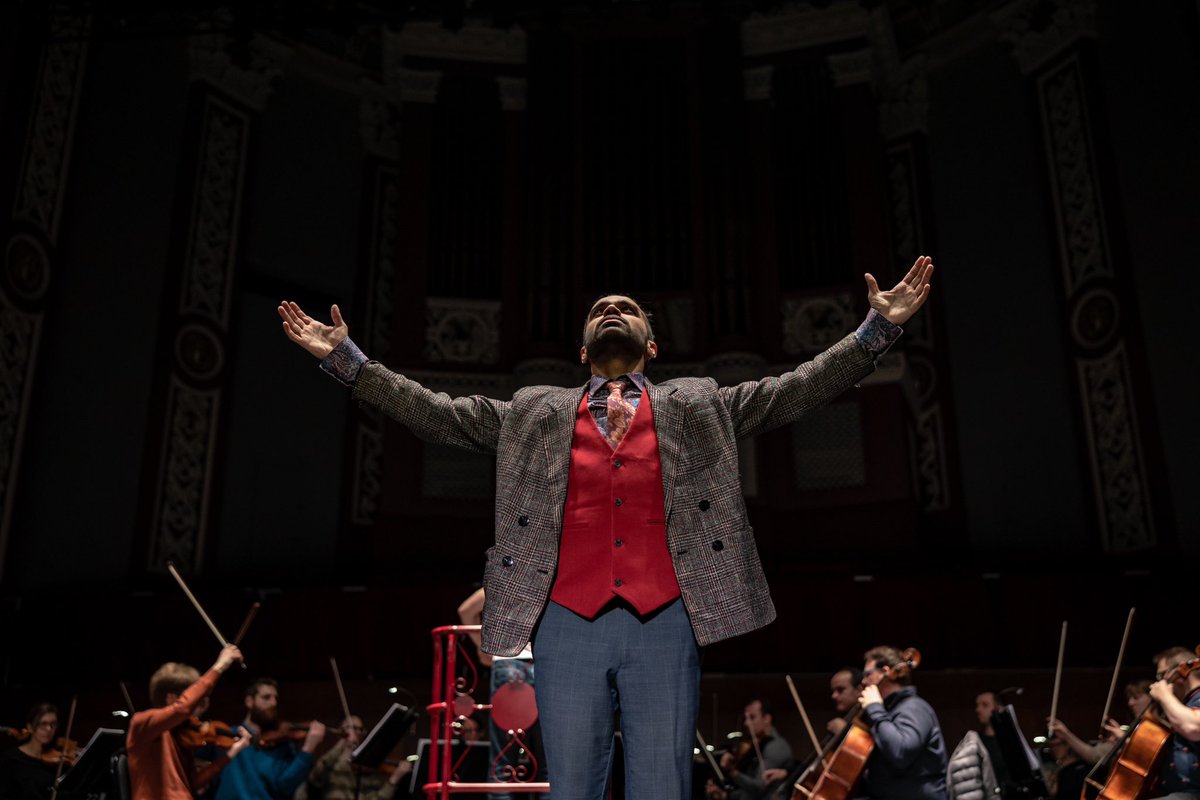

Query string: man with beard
[278,257,934,800]
[211,678,325,800]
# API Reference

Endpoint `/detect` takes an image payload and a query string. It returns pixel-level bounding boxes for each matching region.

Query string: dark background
[0,0,1197,757]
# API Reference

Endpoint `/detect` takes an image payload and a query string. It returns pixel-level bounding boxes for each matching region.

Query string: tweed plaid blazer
[353,333,877,656]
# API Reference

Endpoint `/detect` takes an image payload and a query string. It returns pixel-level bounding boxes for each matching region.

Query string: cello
[1082,645,1200,800]
[798,648,921,800]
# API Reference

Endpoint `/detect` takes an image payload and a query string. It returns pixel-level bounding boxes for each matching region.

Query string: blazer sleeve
[352,362,510,454]
[716,334,876,439]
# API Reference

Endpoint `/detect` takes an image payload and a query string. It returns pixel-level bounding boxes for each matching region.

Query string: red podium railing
[424,624,551,799]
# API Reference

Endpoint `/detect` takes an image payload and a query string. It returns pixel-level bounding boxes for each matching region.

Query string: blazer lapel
[539,388,579,529]
[648,381,684,518]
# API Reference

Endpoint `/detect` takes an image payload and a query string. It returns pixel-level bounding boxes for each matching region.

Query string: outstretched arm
[278,300,508,453]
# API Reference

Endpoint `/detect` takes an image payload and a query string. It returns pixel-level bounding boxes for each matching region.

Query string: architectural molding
[993,0,1098,75]
[425,297,502,365]
[742,1,872,57]
[188,33,284,111]
[385,22,528,65]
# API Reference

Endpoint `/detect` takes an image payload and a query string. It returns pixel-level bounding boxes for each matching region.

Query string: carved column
[994,0,1167,552]
[137,35,280,573]
[0,9,89,578]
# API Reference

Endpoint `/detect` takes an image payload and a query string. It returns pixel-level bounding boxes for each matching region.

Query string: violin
[38,738,81,768]
[800,648,922,800]
[255,721,342,748]
[1083,645,1200,800]
[1,725,31,742]
[178,717,240,750]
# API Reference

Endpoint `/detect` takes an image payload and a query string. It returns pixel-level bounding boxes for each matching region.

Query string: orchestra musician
[947,691,1010,800]
[857,645,949,800]
[125,644,251,800]
[1146,646,1200,800]
[827,668,862,736]
[0,703,59,799]
[303,715,412,800]
[210,677,326,800]
[279,257,933,800]
[705,699,793,800]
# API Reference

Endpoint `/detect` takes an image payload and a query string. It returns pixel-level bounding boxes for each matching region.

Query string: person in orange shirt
[126,643,250,800]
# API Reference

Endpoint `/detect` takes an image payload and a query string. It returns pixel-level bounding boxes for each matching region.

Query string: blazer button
[698,500,710,511]
[712,540,724,552]
[517,515,529,527]
[501,556,515,568]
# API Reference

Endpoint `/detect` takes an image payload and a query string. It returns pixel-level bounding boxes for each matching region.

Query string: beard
[584,324,648,366]
[249,706,278,730]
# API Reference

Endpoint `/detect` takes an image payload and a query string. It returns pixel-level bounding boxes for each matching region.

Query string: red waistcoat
[549,388,682,618]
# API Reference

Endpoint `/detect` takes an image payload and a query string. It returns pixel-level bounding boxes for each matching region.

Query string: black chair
[110,750,131,800]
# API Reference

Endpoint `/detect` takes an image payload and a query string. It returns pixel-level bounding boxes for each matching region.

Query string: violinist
[0,703,59,799]
[705,699,793,800]
[210,676,325,800]
[1146,646,1200,800]
[126,644,251,800]
[304,716,412,800]
[857,645,949,800]
[828,668,863,736]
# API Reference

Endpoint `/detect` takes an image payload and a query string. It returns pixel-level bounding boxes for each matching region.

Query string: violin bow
[48,695,77,800]
[1098,608,1136,735]
[166,561,246,669]
[331,657,353,727]
[785,675,825,764]
[1048,621,1068,742]
[232,601,262,646]
[695,729,727,785]
[119,681,136,714]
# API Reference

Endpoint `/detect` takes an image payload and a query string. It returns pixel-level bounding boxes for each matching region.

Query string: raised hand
[278,301,348,359]
[865,255,934,325]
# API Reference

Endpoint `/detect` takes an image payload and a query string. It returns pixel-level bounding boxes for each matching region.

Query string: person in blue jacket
[857,645,949,800]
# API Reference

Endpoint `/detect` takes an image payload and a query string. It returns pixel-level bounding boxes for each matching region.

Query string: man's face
[580,296,656,368]
[830,671,857,713]
[743,701,771,738]
[975,693,999,727]
[1128,690,1151,717]
[861,660,886,688]
[246,684,279,727]
[1157,657,1189,700]
[342,716,365,746]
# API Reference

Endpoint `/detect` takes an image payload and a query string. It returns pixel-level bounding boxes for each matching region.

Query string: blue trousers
[532,598,702,800]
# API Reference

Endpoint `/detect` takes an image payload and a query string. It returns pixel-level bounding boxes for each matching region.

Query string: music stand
[991,705,1050,799]
[54,728,125,798]
[351,703,419,770]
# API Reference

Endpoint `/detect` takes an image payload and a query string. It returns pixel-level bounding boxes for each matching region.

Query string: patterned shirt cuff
[319,337,367,386]
[854,309,903,359]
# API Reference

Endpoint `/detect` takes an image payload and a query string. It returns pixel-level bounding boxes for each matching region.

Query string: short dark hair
[834,667,863,687]
[864,646,913,685]
[1153,647,1194,667]
[25,702,58,729]
[1125,679,1151,699]
[580,295,656,345]
[245,677,279,699]
[747,698,773,719]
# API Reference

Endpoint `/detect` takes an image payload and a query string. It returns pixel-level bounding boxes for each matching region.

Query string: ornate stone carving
[912,404,950,511]
[827,48,874,88]
[13,11,89,242]
[781,293,855,356]
[1077,345,1155,552]
[174,323,225,382]
[0,294,41,571]
[879,75,929,139]
[359,87,401,161]
[425,298,501,365]
[392,67,442,104]
[742,2,872,57]
[351,167,402,524]
[992,0,1098,75]
[180,97,251,327]
[1070,288,1120,349]
[5,235,52,303]
[188,33,283,111]
[1038,55,1112,298]
[497,76,527,111]
[148,379,220,571]
[387,22,528,65]
[743,66,774,102]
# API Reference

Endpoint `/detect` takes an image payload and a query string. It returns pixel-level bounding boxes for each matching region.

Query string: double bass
[798,648,921,800]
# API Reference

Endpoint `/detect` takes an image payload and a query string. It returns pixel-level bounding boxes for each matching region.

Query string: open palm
[278,300,348,359]
[865,255,934,325]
